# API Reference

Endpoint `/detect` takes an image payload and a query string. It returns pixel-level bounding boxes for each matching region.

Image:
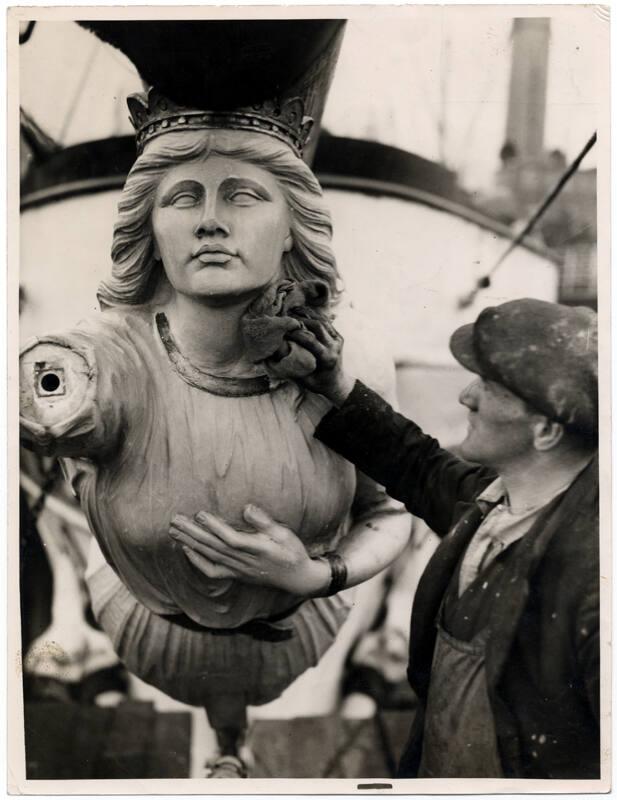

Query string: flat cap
[450,299,598,437]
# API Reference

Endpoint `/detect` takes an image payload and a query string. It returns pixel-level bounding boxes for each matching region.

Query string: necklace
[156,312,272,397]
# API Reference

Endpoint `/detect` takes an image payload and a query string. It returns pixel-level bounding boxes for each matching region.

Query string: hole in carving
[40,373,61,393]
[34,364,66,397]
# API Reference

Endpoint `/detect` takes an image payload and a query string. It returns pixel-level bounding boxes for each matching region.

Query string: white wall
[328,189,558,365]
[19,188,558,350]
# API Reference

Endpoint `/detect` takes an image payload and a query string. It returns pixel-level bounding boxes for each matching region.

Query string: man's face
[152,155,292,302]
[458,377,536,467]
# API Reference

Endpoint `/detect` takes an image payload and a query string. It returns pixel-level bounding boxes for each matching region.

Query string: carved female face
[152,155,293,302]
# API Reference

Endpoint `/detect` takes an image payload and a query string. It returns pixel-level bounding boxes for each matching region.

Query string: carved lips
[193,243,237,266]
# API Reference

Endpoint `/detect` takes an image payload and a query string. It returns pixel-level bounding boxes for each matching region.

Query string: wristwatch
[313,551,348,596]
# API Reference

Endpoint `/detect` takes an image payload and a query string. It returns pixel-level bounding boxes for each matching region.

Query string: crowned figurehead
[19,20,406,779]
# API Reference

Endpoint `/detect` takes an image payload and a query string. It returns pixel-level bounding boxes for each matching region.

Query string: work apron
[418,621,503,778]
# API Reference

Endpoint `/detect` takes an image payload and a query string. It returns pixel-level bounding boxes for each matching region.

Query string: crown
[128,87,315,158]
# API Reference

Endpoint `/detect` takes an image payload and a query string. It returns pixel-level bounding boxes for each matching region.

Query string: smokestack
[504,19,551,160]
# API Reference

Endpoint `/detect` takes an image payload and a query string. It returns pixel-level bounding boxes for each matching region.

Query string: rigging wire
[409,44,442,137]
[457,130,597,309]
[57,38,100,145]
[454,32,512,182]
[437,37,451,166]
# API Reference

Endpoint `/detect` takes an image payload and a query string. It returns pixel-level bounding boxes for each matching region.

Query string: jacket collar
[408,454,598,699]
[485,454,599,686]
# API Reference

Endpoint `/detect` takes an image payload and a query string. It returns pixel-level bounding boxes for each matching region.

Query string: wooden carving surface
[20,307,357,629]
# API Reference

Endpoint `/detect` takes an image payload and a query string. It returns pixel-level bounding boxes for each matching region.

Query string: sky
[19,8,604,192]
[323,8,602,188]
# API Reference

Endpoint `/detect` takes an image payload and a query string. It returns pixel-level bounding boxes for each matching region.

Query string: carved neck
[162,292,256,375]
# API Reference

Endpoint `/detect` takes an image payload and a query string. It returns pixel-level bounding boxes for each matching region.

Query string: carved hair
[98,129,340,307]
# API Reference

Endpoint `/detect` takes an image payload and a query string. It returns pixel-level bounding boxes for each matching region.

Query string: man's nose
[194,197,230,237]
[459,378,481,409]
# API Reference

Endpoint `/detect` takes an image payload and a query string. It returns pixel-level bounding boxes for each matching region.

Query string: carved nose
[194,217,230,237]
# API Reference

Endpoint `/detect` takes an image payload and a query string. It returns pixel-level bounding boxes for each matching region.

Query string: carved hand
[169,505,330,597]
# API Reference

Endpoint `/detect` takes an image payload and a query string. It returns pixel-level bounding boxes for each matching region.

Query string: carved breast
[52,309,357,627]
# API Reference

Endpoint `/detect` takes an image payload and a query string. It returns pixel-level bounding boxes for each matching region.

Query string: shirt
[458,476,575,596]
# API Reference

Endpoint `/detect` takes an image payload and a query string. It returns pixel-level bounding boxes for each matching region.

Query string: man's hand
[169,505,330,597]
[272,318,355,406]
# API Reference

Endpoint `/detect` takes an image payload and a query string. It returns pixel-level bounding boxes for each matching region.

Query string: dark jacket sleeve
[315,380,495,536]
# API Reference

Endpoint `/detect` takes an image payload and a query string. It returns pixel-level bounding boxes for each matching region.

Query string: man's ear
[283,231,293,253]
[532,417,564,452]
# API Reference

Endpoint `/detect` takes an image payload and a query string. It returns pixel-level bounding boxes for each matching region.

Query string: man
[295,298,599,779]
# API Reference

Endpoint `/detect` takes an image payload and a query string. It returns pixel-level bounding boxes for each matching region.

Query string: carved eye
[228,190,261,205]
[172,192,199,208]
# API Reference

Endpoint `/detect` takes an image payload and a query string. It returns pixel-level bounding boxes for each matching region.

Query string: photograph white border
[7,3,612,795]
